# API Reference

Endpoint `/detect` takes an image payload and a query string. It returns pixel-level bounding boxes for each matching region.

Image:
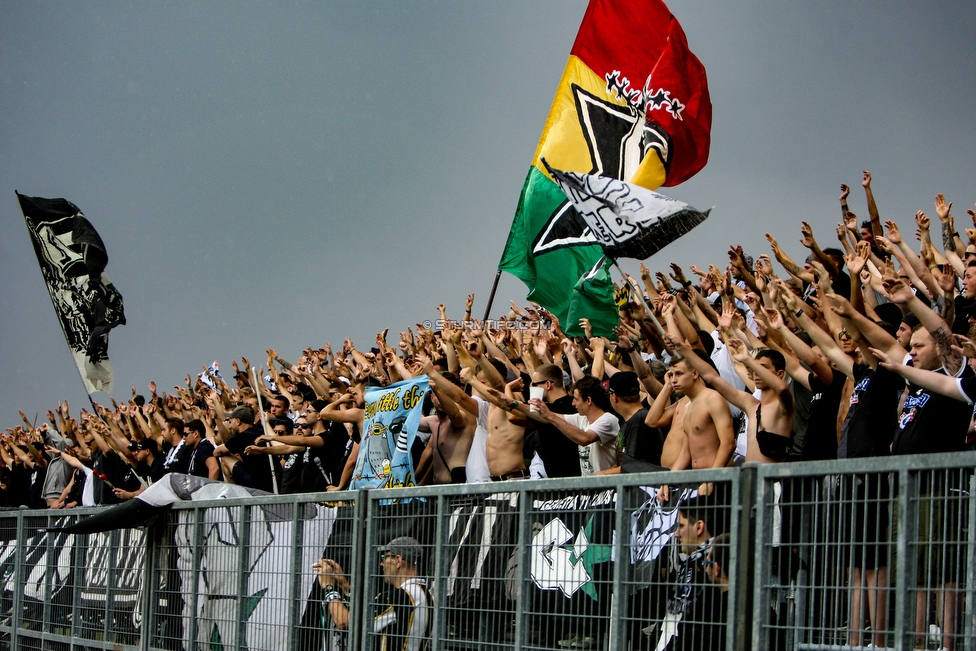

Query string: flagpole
[608,258,667,338]
[250,366,279,494]
[481,270,502,324]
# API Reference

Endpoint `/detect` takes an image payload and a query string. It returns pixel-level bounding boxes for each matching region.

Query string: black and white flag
[543,161,710,261]
[17,193,125,394]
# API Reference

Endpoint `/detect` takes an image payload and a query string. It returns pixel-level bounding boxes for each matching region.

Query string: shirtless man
[417,372,475,484]
[645,376,687,470]
[668,335,794,464]
[414,356,526,481]
[666,355,735,472]
[457,367,528,480]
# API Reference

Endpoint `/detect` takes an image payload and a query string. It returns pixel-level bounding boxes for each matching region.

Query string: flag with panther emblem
[499,0,710,336]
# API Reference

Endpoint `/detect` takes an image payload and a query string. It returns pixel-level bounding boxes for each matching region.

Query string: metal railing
[0,452,972,651]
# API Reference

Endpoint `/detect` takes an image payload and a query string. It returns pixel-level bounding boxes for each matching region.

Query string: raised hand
[726,337,750,362]
[874,235,896,255]
[836,223,848,243]
[669,263,689,287]
[799,221,817,249]
[880,277,914,304]
[935,193,953,222]
[840,183,850,203]
[844,211,858,232]
[884,220,902,244]
[915,210,931,232]
[861,170,872,188]
[765,307,785,330]
[951,334,976,359]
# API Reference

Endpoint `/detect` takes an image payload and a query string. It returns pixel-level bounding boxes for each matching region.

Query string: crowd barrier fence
[0,452,972,651]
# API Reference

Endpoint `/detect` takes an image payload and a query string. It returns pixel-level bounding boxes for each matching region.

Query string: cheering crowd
[3,171,976,648]
[2,171,975,508]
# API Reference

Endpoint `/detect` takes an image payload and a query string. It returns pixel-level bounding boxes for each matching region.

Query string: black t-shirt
[187,440,216,479]
[6,460,34,508]
[892,366,973,455]
[619,408,665,468]
[137,454,168,484]
[224,426,276,492]
[92,449,132,505]
[279,450,305,494]
[301,423,353,492]
[843,363,903,459]
[534,395,581,478]
[161,439,192,476]
[801,371,846,461]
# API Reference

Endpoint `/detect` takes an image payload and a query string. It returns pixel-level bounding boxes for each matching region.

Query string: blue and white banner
[351,376,429,494]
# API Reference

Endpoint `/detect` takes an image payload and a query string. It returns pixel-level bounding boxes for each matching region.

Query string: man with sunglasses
[314,536,431,651]
[523,364,581,478]
[185,418,219,479]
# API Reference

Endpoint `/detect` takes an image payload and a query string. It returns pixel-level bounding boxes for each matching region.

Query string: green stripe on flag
[500,167,616,336]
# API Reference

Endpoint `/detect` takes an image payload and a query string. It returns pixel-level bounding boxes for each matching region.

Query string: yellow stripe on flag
[529,55,666,190]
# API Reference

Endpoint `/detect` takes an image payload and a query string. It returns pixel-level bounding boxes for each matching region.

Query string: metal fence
[754,452,976,651]
[0,453,973,651]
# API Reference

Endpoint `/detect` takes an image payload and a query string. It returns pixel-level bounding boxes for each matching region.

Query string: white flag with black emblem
[543,160,710,261]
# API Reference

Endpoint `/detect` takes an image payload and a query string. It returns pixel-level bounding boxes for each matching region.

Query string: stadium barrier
[0,452,972,651]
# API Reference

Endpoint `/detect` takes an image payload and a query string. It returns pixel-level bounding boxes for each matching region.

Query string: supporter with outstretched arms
[212,406,277,493]
[764,304,844,461]
[415,370,475,484]
[666,328,793,465]
[527,376,620,476]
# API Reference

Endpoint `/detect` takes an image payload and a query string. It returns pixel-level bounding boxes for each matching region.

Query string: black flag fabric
[542,161,710,261]
[16,193,125,394]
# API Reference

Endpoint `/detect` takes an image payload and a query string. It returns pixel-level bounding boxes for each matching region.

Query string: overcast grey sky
[2,1,974,425]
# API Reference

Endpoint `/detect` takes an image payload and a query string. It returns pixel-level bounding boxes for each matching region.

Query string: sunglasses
[295,423,310,429]
[531,380,549,387]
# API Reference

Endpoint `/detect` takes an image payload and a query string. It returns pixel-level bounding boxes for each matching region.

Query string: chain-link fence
[0,453,974,651]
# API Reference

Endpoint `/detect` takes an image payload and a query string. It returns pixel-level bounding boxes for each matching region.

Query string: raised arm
[882,276,964,376]
[667,335,756,414]
[871,346,966,401]
[861,170,883,239]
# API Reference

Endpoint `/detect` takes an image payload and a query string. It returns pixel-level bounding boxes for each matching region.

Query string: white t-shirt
[564,412,620,475]
[464,397,491,483]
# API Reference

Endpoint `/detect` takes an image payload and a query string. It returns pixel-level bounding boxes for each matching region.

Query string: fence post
[234,504,252,651]
[893,468,917,649]
[354,490,374,651]
[736,464,758,651]
[430,494,447,650]
[11,512,25,651]
[285,499,304,651]
[140,515,158,651]
[513,485,531,651]
[965,472,976,651]
[608,481,628,651]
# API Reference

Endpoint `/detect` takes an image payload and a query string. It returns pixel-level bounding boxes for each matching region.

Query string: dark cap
[128,438,158,454]
[900,312,921,329]
[378,536,423,565]
[228,405,254,424]
[608,371,640,398]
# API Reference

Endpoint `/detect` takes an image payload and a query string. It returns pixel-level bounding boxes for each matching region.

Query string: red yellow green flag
[499,0,711,336]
